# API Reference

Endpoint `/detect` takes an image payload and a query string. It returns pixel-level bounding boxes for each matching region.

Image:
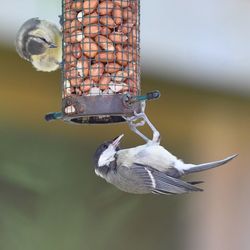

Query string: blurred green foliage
[0,128,185,250]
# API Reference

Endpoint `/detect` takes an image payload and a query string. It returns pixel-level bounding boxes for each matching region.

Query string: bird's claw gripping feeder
[46,0,160,135]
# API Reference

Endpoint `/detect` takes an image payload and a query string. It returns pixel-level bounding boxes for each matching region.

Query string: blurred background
[0,0,250,250]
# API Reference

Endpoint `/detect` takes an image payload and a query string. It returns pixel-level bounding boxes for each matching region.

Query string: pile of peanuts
[63,0,140,98]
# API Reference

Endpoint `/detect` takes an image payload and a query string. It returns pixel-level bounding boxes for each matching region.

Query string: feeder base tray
[62,94,141,124]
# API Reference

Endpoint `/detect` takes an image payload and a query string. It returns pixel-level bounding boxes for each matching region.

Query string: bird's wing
[130,164,203,194]
[131,144,179,172]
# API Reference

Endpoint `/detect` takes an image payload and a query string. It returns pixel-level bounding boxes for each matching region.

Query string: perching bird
[94,134,237,195]
[15,18,62,72]
[94,109,237,195]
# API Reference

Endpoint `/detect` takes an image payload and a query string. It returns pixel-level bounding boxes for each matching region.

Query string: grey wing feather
[133,164,203,195]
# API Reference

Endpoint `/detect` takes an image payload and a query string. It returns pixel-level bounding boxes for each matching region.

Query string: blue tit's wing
[130,164,203,195]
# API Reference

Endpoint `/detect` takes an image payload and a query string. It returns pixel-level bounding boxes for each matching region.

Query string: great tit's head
[94,134,124,168]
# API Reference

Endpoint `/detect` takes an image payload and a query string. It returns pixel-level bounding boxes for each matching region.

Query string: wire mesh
[62,0,141,124]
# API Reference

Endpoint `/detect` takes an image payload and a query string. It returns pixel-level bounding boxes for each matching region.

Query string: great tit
[93,134,237,195]
[93,111,237,198]
[15,17,62,72]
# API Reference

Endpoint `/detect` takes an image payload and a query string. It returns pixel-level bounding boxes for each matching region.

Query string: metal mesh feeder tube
[62,0,141,124]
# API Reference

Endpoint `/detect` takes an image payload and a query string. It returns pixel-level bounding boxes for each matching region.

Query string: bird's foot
[124,110,161,144]
[133,111,161,143]
[123,114,149,143]
[58,62,63,69]
[58,15,63,27]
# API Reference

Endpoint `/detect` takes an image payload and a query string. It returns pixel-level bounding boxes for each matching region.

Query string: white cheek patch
[98,145,116,167]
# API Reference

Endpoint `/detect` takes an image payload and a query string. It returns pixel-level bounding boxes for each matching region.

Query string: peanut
[125,62,136,76]
[111,70,128,82]
[114,0,130,8]
[100,15,116,29]
[116,51,129,66]
[71,43,82,59]
[81,78,94,93]
[128,27,137,46]
[109,32,128,44]
[64,20,71,32]
[78,11,99,26]
[65,105,76,114]
[66,68,83,87]
[83,24,100,37]
[118,21,134,34]
[95,51,115,62]
[98,1,114,16]
[89,62,105,82]
[89,87,101,95]
[115,44,123,51]
[83,0,99,15]
[99,26,112,36]
[81,37,99,58]
[125,78,137,95]
[70,20,82,32]
[95,35,115,51]
[64,53,77,68]
[109,82,127,92]
[123,7,133,21]
[64,0,72,10]
[64,9,77,20]
[76,59,89,77]
[71,1,83,11]
[105,63,121,73]
[124,46,138,61]
[99,73,111,90]
[65,30,84,43]
[112,5,123,25]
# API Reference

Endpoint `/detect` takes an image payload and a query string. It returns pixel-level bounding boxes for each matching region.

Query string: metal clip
[44,112,63,122]
[123,90,161,107]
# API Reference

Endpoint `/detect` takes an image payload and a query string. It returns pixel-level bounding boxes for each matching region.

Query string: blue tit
[15,18,62,72]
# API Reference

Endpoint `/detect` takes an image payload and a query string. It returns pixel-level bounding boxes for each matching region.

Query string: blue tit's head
[27,36,47,55]
[27,35,56,56]
[94,134,124,168]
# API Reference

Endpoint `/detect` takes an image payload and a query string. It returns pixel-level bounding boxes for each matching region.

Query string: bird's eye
[37,36,48,44]
[103,144,108,149]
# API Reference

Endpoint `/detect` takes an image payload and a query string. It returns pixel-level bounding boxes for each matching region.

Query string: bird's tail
[183,154,238,175]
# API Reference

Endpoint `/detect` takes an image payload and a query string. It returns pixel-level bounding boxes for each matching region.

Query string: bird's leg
[129,111,161,144]
[123,116,150,143]
[138,101,160,143]
[124,102,160,143]
[129,123,150,143]
[140,113,161,143]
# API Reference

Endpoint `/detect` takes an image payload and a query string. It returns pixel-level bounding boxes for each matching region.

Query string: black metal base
[62,94,141,124]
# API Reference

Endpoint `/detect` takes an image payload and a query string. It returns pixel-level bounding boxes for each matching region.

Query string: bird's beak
[112,134,124,148]
[49,43,57,48]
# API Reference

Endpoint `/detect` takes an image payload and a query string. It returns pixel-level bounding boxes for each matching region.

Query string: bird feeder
[62,0,142,124]
[45,0,160,124]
